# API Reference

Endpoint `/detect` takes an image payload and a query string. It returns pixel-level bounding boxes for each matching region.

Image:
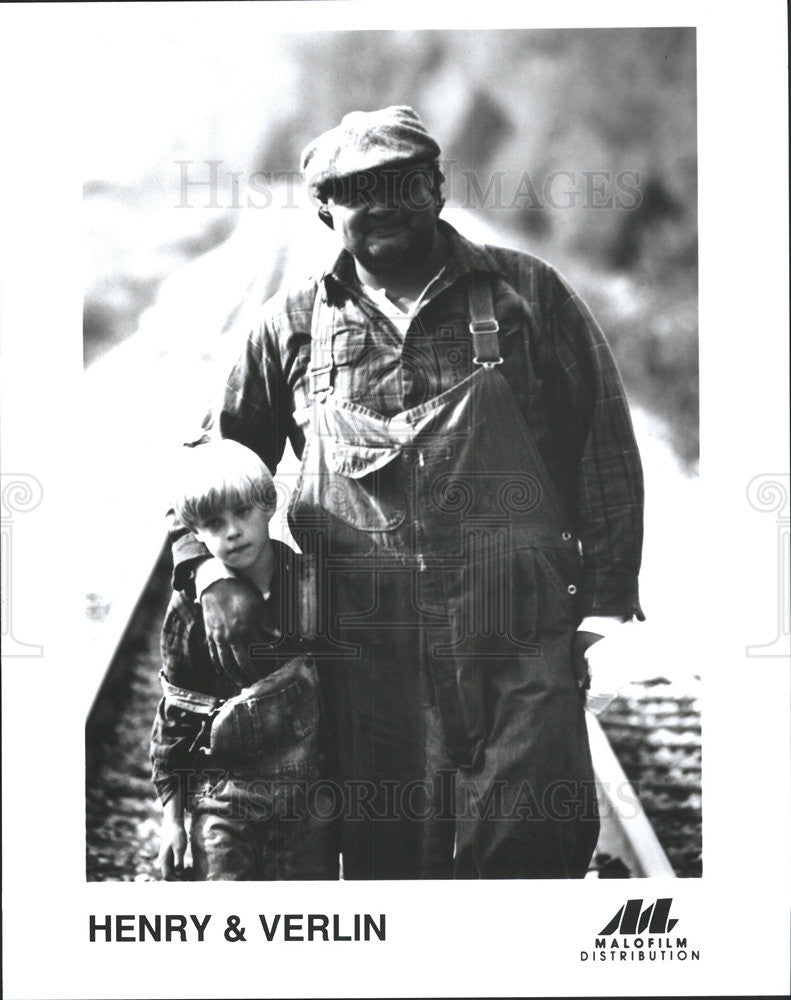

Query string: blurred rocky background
[84,26,697,465]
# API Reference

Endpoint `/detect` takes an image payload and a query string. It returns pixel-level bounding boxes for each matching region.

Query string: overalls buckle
[472,355,503,369]
[469,304,502,368]
[469,319,500,334]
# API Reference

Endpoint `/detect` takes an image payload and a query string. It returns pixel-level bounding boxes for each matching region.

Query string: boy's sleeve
[150,699,203,806]
[150,595,218,806]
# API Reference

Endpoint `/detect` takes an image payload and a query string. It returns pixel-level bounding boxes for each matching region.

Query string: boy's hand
[201,578,281,686]
[158,813,188,880]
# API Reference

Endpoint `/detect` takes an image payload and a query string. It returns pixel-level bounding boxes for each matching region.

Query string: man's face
[323,164,440,273]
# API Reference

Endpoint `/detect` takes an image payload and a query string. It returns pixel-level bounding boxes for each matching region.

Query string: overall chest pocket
[295,329,368,402]
[293,397,412,534]
[317,446,407,531]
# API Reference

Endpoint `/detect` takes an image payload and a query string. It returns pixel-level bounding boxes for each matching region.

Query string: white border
[1,3,788,997]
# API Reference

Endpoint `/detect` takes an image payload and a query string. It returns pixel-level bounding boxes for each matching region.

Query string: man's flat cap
[301,106,441,201]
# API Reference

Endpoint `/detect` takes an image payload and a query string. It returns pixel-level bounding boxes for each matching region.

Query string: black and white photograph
[1,3,788,998]
[85,24,700,883]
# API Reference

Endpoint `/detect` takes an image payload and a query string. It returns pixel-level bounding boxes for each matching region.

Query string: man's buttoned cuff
[579,571,645,622]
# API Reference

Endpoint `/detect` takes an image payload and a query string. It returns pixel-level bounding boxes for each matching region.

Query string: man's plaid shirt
[174,220,645,621]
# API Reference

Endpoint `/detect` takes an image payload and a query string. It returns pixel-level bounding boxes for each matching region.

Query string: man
[171,106,644,879]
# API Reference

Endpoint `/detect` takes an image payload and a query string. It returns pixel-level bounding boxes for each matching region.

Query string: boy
[151,439,338,880]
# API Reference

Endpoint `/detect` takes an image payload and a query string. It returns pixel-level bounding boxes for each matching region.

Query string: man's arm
[212,309,296,469]
[545,265,645,623]
[537,265,644,709]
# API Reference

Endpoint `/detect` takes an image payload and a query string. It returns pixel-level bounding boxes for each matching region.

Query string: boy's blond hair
[173,439,277,529]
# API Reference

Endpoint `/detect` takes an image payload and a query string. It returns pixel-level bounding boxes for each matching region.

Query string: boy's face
[192,502,272,571]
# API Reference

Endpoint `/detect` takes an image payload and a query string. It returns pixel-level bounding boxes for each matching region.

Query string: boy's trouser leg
[259,783,340,880]
[191,813,261,881]
[191,786,339,881]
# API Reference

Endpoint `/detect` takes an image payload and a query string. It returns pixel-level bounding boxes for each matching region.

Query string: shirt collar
[321,218,506,300]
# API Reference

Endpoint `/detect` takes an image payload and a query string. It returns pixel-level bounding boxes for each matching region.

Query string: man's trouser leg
[453,628,599,878]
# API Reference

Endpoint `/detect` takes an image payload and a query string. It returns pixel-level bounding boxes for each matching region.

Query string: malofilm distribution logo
[580,899,700,963]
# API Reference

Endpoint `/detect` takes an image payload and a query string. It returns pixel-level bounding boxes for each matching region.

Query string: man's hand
[200,578,282,686]
[573,629,604,695]
[158,804,188,881]
[574,618,629,715]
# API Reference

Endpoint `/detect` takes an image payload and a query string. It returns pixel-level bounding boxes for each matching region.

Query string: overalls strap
[469,271,502,368]
[308,279,334,398]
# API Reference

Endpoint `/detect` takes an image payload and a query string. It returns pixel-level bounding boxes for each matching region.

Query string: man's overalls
[288,273,599,879]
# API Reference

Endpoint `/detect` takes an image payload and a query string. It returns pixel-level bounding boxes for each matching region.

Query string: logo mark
[582,897,698,963]
[599,898,678,936]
